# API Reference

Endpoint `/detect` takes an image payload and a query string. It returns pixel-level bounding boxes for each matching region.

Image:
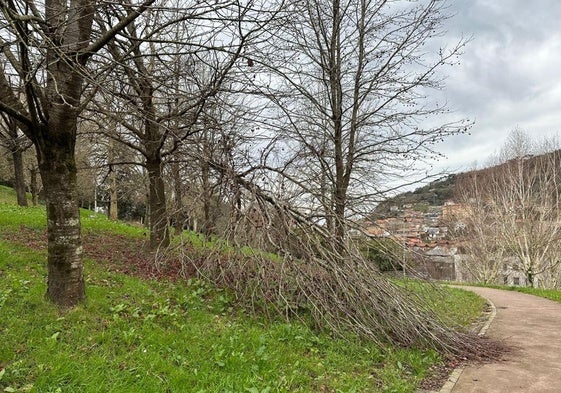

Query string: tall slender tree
[89,0,284,248]
[0,114,30,206]
[259,0,469,245]
[0,0,155,306]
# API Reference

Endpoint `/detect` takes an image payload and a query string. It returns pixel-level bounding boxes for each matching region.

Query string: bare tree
[87,1,283,249]
[494,134,561,287]
[163,159,495,358]
[0,114,31,206]
[253,0,469,246]
[454,131,561,287]
[0,0,155,306]
[450,171,505,284]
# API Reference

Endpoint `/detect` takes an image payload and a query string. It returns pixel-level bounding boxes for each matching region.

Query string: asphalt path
[450,286,561,393]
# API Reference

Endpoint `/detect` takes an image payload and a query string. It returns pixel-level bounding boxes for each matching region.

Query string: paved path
[451,286,561,393]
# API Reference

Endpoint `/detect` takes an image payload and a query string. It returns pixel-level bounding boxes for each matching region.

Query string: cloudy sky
[432,0,561,172]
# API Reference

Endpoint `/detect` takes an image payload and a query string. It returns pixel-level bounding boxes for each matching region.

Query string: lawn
[512,287,561,303]
[0,186,485,392]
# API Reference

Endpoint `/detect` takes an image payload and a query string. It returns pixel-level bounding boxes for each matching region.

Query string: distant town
[366,201,457,247]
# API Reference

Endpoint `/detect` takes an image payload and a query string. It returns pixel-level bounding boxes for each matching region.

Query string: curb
[438,298,497,393]
[418,296,497,393]
[477,297,497,337]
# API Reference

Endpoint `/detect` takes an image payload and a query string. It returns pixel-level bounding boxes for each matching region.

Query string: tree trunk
[29,167,39,206]
[333,189,346,248]
[320,168,334,234]
[5,117,28,206]
[146,157,169,249]
[108,138,118,220]
[527,270,535,288]
[201,158,214,236]
[37,138,85,307]
[12,148,28,207]
[108,168,118,220]
[330,0,346,248]
[172,161,184,235]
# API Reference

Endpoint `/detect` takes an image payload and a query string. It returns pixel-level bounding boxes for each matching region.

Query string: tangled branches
[166,184,498,359]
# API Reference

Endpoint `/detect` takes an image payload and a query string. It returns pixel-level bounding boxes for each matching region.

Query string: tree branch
[80,0,156,61]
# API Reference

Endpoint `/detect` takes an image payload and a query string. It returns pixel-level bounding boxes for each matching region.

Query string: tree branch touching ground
[162,174,503,359]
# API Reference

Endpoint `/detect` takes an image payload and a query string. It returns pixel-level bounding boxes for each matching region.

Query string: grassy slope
[0,186,484,392]
[511,287,561,302]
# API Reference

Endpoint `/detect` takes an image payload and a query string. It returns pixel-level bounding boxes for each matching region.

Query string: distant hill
[373,174,459,216]
[374,148,561,217]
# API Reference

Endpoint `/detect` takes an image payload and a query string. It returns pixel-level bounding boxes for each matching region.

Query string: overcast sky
[431,0,561,173]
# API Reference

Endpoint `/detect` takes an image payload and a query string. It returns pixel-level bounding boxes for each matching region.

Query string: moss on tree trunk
[38,139,85,306]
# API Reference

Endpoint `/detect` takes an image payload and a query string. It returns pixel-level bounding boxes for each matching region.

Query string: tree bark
[201,157,215,236]
[527,270,535,288]
[329,0,347,247]
[12,148,28,207]
[37,134,85,306]
[146,156,170,249]
[29,167,39,206]
[108,137,118,220]
[172,160,184,235]
[4,117,28,206]
[0,0,153,307]
[109,169,118,220]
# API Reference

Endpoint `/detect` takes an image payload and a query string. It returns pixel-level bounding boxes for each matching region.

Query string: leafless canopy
[452,131,561,288]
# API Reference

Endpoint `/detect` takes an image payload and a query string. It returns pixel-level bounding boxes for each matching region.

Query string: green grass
[0,239,439,392]
[426,286,486,327]
[80,209,146,238]
[0,185,32,205]
[395,280,486,328]
[0,185,144,237]
[0,185,486,392]
[0,193,46,229]
[512,287,561,302]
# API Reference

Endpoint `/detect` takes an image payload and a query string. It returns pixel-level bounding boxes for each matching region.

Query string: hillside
[0,185,488,392]
[374,174,459,216]
[375,149,561,217]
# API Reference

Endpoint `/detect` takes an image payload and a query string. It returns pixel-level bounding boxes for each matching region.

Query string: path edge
[418,293,497,393]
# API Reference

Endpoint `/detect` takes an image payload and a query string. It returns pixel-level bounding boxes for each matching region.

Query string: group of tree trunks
[0,0,468,309]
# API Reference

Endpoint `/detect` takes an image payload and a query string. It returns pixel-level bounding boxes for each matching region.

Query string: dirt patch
[419,340,508,392]
[0,226,194,281]
[418,357,461,391]
[418,319,509,391]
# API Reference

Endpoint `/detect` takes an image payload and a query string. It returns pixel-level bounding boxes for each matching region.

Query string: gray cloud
[432,0,561,172]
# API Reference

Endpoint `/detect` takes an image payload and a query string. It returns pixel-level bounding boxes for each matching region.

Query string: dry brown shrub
[164,192,501,360]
